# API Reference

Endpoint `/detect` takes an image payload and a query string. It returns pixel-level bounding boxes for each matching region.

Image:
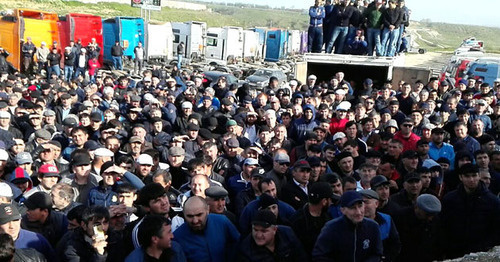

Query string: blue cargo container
[265,29,288,62]
[102,17,144,64]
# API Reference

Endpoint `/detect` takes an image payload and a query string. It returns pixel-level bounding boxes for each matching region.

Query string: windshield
[254,69,274,77]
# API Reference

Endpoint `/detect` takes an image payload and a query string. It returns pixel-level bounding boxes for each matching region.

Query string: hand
[389,25,395,31]
[92,235,107,255]
[389,180,399,190]
[109,204,127,217]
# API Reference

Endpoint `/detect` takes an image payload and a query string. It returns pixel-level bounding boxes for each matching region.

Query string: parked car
[245,68,287,89]
[202,70,241,88]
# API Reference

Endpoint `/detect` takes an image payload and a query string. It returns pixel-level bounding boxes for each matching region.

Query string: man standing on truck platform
[177,42,185,70]
[308,0,325,53]
[21,37,36,74]
[133,42,145,75]
[111,41,124,70]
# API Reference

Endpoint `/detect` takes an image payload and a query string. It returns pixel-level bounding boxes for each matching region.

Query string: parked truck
[102,16,144,65]
[205,26,244,64]
[294,53,432,90]
[242,30,260,62]
[58,13,103,64]
[265,29,288,62]
[146,22,174,63]
[287,30,301,56]
[172,21,206,64]
[0,9,60,69]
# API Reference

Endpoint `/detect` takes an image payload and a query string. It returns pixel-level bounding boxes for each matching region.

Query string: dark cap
[71,153,91,166]
[416,194,441,214]
[252,209,277,228]
[459,163,479,175]
[187,123,200,131]
[293,160,311,170]
[60,93,71,100]
[84,140,101,151]
[404,173,421,183]
[198,128,213,140]
[370,175,390,189]
[221,98,232,106]
[259,193,278,209]
[168,147,185,157]
[431,128,445,134]
[304,131,318,141]
[336,151,353,161]
[24,192,52,210]
[309,182,334,200]
[205,186,228,199]
[90,112,102,122]
[251,167,266,179]
[62,117,78,127]
[226,137,240,148]
[339,191,363,208]
[306,156,321,167]
[359,189,379,200]
[401,150,418,159]
[0,204,21,225]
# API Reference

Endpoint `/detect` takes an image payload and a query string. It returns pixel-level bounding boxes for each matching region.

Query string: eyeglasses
[277,162,290,166]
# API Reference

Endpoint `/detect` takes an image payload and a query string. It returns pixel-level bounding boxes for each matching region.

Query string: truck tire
[418,49,426,54]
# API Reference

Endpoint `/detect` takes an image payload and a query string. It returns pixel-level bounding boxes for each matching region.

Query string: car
[245,68,287,89]
[202,70,241,88]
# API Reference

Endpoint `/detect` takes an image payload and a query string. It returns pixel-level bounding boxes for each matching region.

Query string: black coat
[440,182,500,259]
[280,179,310,210]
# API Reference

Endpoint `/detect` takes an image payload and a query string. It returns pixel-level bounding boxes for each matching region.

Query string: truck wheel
[418,49,426,54]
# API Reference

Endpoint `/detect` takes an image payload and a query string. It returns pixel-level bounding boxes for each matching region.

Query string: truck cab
[205,26,244,64]
[171,21,207,63]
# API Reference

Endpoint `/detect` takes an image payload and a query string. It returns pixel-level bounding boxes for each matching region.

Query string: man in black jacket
[281,160,312,210]
[111,41,124,70]
[380,0,402,57]
[440,163,500,259]
[63,46,75,81]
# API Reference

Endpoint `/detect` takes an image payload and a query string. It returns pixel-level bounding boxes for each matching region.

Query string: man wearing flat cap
[205,186,236,225]
[313,191,383,261]
[440,163,500,259]
[393,194,442,262]
[390,172,422,209]
[237,209,307,261]
[281,160,312,210]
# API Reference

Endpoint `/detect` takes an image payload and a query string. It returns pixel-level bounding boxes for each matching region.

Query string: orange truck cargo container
[0,9,59,69]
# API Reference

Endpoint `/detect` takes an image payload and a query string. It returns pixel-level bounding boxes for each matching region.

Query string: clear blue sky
[199,0,499,28]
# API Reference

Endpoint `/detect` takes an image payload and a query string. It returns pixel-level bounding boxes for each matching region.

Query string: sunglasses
[403,124,413,127]
[278,162,290,166]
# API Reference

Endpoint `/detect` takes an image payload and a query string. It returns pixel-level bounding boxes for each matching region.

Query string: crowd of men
[0,25,499,262]
[309,0,410,56]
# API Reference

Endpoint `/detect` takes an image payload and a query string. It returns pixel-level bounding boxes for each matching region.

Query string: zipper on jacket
[353,226,357,262]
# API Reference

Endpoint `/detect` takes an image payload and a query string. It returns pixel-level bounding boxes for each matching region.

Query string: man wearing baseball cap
[0,203,56,261]
[313,191,383,261]
[236,209,307,261]
[281,160,312,210]
[23,164,60,199]
[227,158,259,201]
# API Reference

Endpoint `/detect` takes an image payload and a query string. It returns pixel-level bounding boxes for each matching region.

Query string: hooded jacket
[291,104,318,142]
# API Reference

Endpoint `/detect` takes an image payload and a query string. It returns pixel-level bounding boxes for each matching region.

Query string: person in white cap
[35,41,50,74]
[135,154,154,184]
[307,75,317,89]
[90,148,115,177]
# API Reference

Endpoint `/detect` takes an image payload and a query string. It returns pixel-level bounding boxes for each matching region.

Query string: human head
[183,196,209,232]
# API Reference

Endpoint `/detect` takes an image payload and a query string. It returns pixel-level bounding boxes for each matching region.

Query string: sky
[198,0,500,28]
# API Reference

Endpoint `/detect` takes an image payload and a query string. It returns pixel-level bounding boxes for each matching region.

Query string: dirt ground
[404,51,452,71]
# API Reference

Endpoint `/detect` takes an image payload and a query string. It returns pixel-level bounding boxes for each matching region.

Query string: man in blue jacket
[312,190,383,261]
[174,196,240,262]
[308,0,325,53]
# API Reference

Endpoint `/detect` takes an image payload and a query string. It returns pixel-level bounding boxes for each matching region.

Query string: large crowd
[0,3,499,262]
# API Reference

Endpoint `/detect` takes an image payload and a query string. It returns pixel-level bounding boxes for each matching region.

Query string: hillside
[1,0,499,53]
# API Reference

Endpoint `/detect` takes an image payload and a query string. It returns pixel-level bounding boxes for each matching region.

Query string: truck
[0,9,60,70]
[145,22,174,62]
[171,21,206,64]
[294,53,432,90]
[242,30,260,62]
[58,13,103,64]
[205,26,244,64]
[251,27,267,61]
[102,17,145,65]
[464,58,500,86]
[287,30,301,56]
[265,29,288,62]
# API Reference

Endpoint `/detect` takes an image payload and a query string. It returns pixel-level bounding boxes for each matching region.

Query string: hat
[364,78,373,86]
[90,112,102,122]
[243,158,259,166]
[293,160,311,170]
[336,151,353,162]
[101,163,122,175]
[226,119,237,127]
[94,148,114,157]
[308,75,317,80]
[129,136,142,144]
[205,186,228,199]
[336,101,351,111]
[198,128,213,140]
[0,204,21,225]
[365,150,382,159]
[252,209,277,228]
[259,193,278,209]
[332,132,346,141]
[130,95,141,102]
[401,150,418,159]
[0,111,9,119]
[15,152,32,165]
[62,117,78,127]
[476,99,486,106]
[273,153,290,164]
[84,140,101,151]
[24,192,52,210]
[0,183,13,198]
[339,191,363,208]
[416,194,441,214]
[226,137,240,148]
[38,164,60,177]
[359,189,379,200]
[168,147,185,157]
[459,163,479,175]
[70,151,90,165]
[335,88,347,96]
[309,182,334,200]
[251,167,266,179]
[43,109,56,117]
[431,128,445,134]
[136,154,153,165]
[385,119,399,130]
[306,156,321,167]
[422,123,435,130]
[305,131,318,141]
[181,101,193,109]
[458,79,468,85]
[404,173,421,183]
[35,129,51,140]
[370,175,390,189]
[187,123,200,131]
[0,149,8,161]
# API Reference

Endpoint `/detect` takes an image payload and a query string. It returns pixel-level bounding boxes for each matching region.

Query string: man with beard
[174,196,240,262]
[289,182,333,255]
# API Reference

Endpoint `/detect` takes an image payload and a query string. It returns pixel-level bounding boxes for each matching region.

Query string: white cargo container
[146,22,174,62]
[243,30,260,61]
[171,21,207,63]
[205,26,244,64]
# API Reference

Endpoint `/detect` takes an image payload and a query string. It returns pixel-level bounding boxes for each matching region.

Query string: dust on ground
[404,51,452,71]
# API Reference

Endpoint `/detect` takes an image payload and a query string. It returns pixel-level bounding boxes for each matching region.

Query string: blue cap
[339,191,363,208]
